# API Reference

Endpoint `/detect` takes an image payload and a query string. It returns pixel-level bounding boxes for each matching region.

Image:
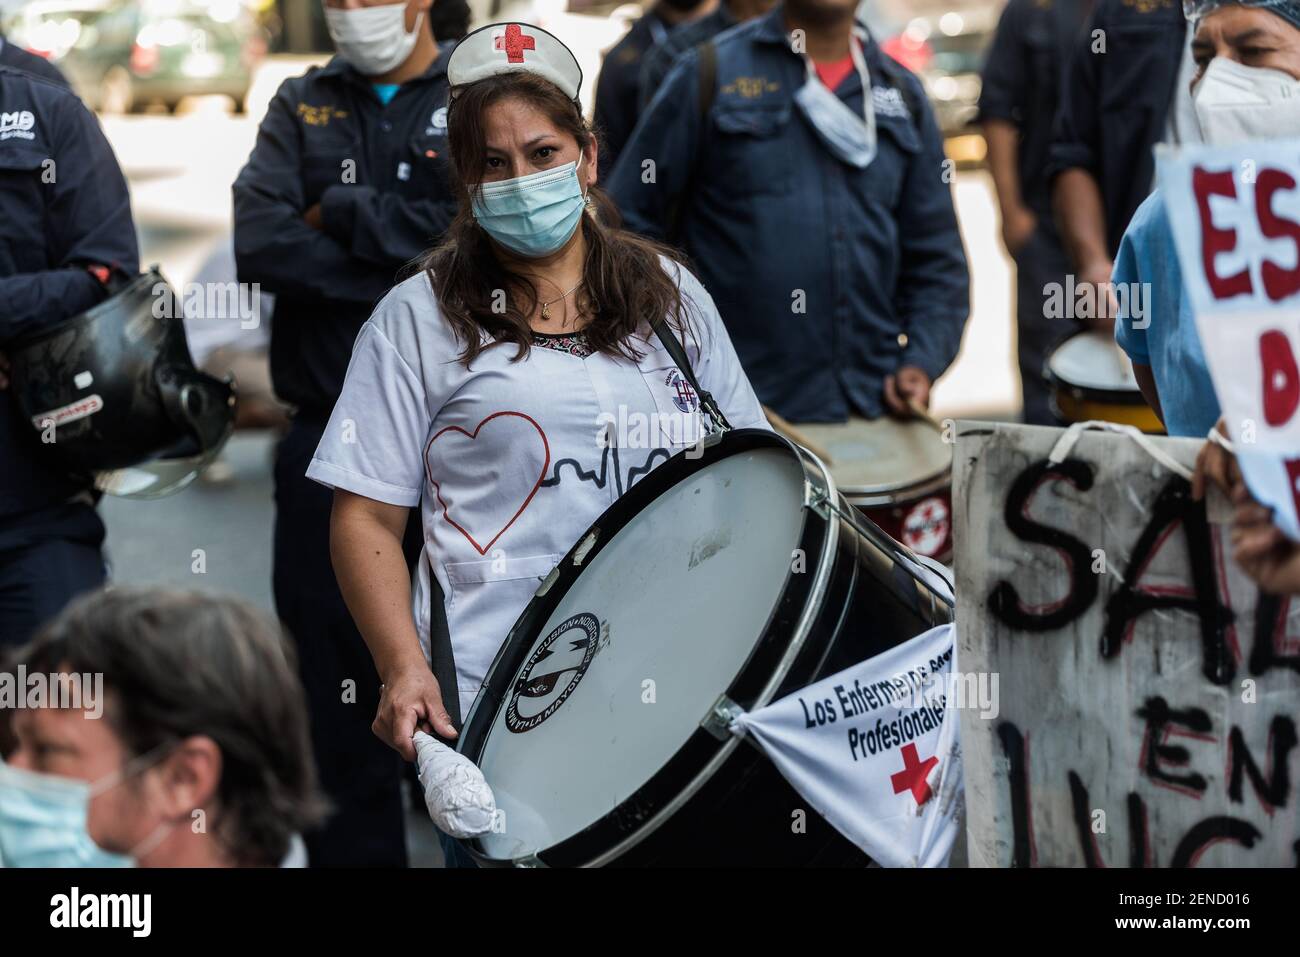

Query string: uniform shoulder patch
[0,108,37,142]
[872,85,911,120]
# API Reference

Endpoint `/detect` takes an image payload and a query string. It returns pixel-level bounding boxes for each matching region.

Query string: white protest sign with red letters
[1159,140,1300,539]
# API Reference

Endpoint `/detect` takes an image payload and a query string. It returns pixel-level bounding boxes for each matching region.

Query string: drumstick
[762,405,835,464]
[906,398,947,435]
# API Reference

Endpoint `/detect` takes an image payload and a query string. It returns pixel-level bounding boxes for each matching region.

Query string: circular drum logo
[901,496,950,557]
[504,613,599,733]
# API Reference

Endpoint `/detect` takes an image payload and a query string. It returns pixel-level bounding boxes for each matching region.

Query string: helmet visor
[93,426,233,500]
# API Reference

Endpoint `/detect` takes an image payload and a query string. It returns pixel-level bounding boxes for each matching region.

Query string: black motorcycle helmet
[7,266,236,498]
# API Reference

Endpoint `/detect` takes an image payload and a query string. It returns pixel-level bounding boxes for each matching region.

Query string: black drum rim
[456,428,841,867]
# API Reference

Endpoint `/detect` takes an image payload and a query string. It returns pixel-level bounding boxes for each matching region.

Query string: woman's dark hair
[420,70,694,365]
[15,587,329,867]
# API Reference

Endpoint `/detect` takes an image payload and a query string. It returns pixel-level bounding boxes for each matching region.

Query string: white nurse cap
[446,22,583,102]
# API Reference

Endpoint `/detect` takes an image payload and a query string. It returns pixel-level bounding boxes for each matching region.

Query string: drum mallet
[762,405,835,464]
[906,398,947,436]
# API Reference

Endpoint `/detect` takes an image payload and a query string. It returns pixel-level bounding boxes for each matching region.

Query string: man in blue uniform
[637,0,776,111]
[594,0,717,180]
[608,0,968,423]
[0,66,138,644]
[980,0,1093,424]
[1049,0,1187,307]
[233,0,456,868]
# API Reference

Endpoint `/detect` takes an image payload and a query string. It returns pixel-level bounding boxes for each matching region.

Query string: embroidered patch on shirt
[297,103,349,127]
[872,86,910,120]
[721,76,780,98]
[0,108,36,141]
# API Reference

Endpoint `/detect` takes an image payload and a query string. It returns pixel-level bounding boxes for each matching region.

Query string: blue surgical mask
[793,32,877,169]
[0,759,134,868]
[471,158,589,258]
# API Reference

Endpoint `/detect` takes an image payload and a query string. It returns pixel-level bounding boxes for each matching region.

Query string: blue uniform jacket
[608,7,969,422]
[232,50,457,415]
[637,4,738,112]
[0,66,138,520]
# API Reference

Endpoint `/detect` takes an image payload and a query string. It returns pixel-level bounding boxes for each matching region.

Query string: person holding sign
[1232,488,1300,591]
[1115,0,1300,442]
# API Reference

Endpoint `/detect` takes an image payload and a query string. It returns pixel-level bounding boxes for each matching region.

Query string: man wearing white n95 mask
[324,0,426,75]
[232,0,458,867]
[1113,0,1300,441]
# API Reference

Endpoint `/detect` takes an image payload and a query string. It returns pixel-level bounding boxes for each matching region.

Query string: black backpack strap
[696,38,718,118]
[650,312,731,433]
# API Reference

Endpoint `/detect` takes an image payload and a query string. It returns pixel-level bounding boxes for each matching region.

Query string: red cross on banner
[494,24,536,64]
[890,743,938,806]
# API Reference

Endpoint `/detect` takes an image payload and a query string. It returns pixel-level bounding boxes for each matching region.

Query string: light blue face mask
[471,158,589,258]
[0,759,134,868]
[793,31,877,169]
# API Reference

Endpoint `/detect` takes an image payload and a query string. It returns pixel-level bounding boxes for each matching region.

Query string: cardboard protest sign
[734,624,968,868]
[956,422,1300,867]
[1159,140,1300,539]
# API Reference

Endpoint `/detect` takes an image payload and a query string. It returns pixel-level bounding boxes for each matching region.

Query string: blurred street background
[2,0,1013,862]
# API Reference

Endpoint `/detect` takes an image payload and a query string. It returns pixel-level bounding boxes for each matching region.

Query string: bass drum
[457,429,953,867]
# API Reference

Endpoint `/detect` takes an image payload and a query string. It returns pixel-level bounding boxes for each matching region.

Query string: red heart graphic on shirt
[424,411,551,556]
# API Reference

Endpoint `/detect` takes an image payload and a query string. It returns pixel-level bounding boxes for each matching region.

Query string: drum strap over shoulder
[427,559,462,743]
[651,314,732,433]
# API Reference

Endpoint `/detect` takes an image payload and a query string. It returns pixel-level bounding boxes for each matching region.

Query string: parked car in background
[895,7,997,139]
[3,0,265,113]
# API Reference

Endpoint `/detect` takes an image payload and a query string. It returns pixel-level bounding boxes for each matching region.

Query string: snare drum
[1046,331,1163,433]
[458,429,952,867]
[782,417,953,561]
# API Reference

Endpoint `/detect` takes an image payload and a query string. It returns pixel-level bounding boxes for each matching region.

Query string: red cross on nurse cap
[447,22,582,102]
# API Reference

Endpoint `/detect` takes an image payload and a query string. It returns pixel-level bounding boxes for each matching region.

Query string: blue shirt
[372,82,400,105]
[608,7,969,422]
[1113,190,1220,438]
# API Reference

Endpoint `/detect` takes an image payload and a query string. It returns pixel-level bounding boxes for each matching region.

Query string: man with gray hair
[0,587,327,867]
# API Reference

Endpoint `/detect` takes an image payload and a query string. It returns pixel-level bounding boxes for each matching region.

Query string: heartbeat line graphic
[540,443,673,497]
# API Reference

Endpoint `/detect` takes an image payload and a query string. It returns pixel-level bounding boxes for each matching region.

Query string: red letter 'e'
[1194,166,1252,300]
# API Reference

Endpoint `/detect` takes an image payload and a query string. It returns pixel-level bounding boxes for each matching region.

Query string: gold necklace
[539,280,583,321]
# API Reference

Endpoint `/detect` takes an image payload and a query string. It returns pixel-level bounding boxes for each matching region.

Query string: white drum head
[472,446,809,861]
[785,416,951,496]
[1048,330,1140,393]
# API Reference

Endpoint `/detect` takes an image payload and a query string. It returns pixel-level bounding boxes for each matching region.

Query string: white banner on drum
[732,624,963,868]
